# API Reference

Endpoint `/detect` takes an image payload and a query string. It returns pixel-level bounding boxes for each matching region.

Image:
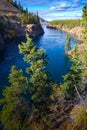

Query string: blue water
[0,25,77,96]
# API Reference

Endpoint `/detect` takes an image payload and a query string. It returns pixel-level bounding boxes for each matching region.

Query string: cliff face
[26,24,44,37]
[0,16,44,52]
[0,0,21,16]
[0,0,44,52]
[0,15,44,38]
[47,24,83,42]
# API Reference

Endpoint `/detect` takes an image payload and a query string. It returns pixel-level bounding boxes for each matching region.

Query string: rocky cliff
[0,15,44,52]
[0,0,44,52]
[15,24,44,38]
[0,0,21,16]
[47,24,83,42]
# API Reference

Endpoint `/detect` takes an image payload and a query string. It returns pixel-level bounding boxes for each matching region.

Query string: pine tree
[20,12,40,24]
[0,66,30,130]
[36,11,40,24]
[65,35,71,53]
[13,1,17,8]
[19,35,53,123]
[17,1,23,11]
[62,60,83,98]
[82,5,87,44]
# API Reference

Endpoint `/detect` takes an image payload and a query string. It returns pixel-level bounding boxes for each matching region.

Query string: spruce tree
[19,35,53,122]
[17,1,23,11]
[82,5,87,44]
[36,11,40,24]
[65,35,71,53]
[62,60,83,98]
[0,66,30,130]
[13,1,17,8]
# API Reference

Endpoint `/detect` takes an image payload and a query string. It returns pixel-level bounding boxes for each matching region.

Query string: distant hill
[0,0,21,14]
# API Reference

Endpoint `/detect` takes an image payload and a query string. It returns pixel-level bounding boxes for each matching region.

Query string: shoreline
[47,24,83,43]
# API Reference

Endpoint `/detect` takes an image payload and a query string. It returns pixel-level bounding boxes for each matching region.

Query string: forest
[50,19,81,29]
[7,0,40,24]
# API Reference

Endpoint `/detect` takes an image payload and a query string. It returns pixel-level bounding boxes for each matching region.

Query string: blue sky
[15,0,86,21]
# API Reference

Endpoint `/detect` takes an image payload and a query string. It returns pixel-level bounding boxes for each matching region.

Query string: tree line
[7,0,40,24]
[50,19,81,29]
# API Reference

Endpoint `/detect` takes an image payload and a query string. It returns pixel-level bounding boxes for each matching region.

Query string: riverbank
[47,24,83,42]
[0,0,44,52]
[0,15,44,52]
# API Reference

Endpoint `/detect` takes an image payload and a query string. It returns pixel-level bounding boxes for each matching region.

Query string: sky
[15,0,86,21]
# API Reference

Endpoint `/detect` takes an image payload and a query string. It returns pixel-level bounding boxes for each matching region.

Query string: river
[0,25,77,96]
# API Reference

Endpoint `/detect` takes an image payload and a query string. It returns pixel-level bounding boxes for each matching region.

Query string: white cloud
[20,0,83,20]
[38,9,82,21]
[50,6,56,10]
[49,1,80,12]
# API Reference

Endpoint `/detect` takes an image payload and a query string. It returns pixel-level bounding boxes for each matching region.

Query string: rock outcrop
[26,24,44,37]
[0,0,44,52]
[69,26,83,41]
[0,15,44,52]
[47,24,83,42]
[0,15,44,38]
[14,24,44,38]
[0,0,21,16]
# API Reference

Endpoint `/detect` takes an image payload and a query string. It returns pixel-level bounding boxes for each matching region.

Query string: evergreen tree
[82,5,87,44]
[25,8,28,14]
[65,35,71,52]
[63,5,87,99]
[36,11,40,24]
[20,12,40,24]
[0,66,30,130]
[13,1,18,8]
[62,60,83,98]
[17,1,23,11]
[19,35,53,123]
